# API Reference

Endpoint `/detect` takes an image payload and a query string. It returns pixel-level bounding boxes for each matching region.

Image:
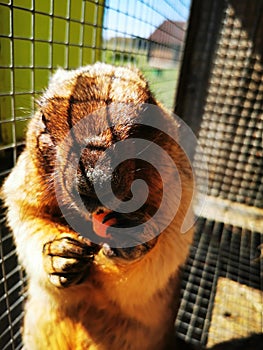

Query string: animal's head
[27,63,193,263]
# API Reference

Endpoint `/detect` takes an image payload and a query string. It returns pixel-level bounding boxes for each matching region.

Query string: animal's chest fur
[23,280,175,350]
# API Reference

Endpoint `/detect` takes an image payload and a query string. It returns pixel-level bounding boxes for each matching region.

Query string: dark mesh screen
[194,2,263,207]
[174,0,263,347]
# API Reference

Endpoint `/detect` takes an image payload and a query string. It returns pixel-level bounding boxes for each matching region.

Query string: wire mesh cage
[0,1,191,349]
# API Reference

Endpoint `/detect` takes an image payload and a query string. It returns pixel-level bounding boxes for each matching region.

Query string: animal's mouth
[72,194,158,259]
[88,208,158,260]
[92,209,117,239]
[91,208,145,240]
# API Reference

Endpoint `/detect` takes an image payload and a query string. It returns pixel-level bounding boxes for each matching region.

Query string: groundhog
[2,63,194,350]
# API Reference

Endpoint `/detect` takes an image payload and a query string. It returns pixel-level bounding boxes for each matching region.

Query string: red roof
[149,20,186,46]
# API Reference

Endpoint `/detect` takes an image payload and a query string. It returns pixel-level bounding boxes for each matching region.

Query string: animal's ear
[32,112,56,174]
[38,132,54,153]
[37,112,55,150]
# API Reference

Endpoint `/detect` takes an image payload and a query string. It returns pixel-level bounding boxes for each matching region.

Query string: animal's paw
[43,233,99,288]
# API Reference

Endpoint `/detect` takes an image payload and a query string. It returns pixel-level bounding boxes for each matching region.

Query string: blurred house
[148,21,186,69]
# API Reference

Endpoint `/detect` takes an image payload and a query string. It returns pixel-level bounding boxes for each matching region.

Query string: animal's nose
[77,156,136,214]
[86,167,112,193]
[77,165,116,213]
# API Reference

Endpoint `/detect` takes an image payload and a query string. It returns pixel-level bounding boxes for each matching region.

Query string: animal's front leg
[43,233,99,288]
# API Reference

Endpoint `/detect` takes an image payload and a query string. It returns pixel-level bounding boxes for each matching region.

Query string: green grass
[141,68,179,110]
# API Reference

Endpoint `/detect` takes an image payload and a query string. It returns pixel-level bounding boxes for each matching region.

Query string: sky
[103,0,192,39]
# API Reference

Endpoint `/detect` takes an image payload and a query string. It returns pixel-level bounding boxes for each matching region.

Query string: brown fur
[2,63,194,350]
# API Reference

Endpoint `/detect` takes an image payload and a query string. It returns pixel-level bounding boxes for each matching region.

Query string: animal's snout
[86,167,113,193]
[77,159,136,214]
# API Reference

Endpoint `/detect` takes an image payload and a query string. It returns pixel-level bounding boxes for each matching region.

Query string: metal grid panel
[0,1,191,349]
[0,217,26,350]
[193,1,263,207]
[175,217,263,347]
